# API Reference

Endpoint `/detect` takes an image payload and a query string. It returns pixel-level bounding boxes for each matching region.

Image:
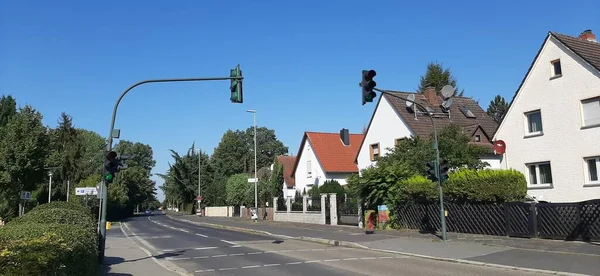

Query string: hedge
[0,202,99,276]
[388,169,527,205]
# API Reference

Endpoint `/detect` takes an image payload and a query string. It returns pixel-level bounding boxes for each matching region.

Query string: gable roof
[292,131,364,177]
[383,92,499,138]
[277,155,296,188]
[354,92,498,163]
[494,31,600,139]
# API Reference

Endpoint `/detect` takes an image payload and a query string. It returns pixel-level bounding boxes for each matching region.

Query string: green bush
[0,222,99,276]
[444,168,527,203]
[390,175,439,204]
[0,201,99,276]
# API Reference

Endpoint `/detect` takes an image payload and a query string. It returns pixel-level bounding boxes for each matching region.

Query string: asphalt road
[122,214,553,276]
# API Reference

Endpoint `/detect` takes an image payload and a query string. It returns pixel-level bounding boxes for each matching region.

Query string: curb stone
[168,215,591,276]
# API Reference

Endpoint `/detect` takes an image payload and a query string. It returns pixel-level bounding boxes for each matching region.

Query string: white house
[493,29,600,203]
[271,155,297,199]
[356,87,501,172]
[291,129,364,193]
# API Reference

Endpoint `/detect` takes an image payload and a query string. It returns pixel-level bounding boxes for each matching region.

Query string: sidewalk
[102,222,187,276]
[170,213,600,276]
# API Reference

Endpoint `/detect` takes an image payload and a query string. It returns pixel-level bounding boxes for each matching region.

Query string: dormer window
[551,59,562,78]
[475,135,481,142]
[459,106,476,118]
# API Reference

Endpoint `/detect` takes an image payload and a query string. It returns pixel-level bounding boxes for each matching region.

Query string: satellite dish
[441,98,453,110]
[406,94,415,107]
[441,85,456,98]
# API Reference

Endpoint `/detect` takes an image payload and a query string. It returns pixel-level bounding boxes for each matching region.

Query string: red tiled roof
[292,132,364,175]
[277,155,296,188]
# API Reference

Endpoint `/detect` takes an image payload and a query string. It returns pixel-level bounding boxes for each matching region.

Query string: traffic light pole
[373,88,447,241]
[99,75,243,263]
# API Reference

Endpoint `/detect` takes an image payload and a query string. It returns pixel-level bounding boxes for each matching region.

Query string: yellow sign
[106,221,112,229]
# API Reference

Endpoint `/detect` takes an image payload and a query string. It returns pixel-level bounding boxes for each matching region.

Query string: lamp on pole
[247,109,258,210]
[197,149,202,215]
[48,171,53,203]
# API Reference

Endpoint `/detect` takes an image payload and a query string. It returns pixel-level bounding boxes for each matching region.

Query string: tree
[46,113,84,201]
[211,130,248,178]
[113,140,156,173]
[417,62,464,97]
[0,95,17,128]
[225,173,252,206]
[0,105,50,220]
[242,127,288,173]
[77,129,105,177]
[380,124,490,174]
[487,95,509,124]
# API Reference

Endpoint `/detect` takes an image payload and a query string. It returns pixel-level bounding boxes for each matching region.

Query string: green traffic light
[104,173,113,182]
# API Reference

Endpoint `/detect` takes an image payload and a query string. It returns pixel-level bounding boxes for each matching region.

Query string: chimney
[340,128,350,146]
[423,87,441,106]
[579,29,597,42]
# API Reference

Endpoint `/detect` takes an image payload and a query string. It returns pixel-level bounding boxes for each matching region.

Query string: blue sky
[1,1,599,201]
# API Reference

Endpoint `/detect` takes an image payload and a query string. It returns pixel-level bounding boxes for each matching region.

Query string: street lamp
[48,171,53,203]
[246,109,258,211]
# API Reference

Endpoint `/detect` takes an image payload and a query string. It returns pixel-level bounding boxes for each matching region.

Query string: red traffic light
[363,70,377,81]
[106,151,117,160]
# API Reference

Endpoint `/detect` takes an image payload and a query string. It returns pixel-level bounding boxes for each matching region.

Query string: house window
[550,59,562,77]
[475,135,481,142]
[527,162,553,186]
[525,110,543,135]
[306,160,312,178]
[581,97,600,127]
[395,138,405,146]
[369,143,380,161]
[584,156,600,184]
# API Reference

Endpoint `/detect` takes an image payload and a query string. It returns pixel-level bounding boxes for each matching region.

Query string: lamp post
[247,109,258,210]
[48,171,53,203]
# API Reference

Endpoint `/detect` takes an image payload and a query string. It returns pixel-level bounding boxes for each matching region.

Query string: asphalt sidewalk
[168,213,600,276]
[102,222,190,276]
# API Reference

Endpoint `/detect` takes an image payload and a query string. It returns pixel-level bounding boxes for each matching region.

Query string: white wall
[204,206,234,217]
[357,96,414,172]
[323,172,353,185]
[494,36,600,203]
[480,154,502,169]
[294,140,325,195]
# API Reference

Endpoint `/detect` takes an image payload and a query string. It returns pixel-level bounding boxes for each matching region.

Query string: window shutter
[583,99,600,126]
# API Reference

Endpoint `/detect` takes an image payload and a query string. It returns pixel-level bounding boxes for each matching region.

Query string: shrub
[14,208,95,230]
[29,201,90,215]
[444,168,527,203]
[0,222,98,276]
[389,175,439,204]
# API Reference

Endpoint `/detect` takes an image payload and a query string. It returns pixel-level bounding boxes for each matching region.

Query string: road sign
[76,187,98,196]
[20,191,31,200]
[196,195,202,202]
[247,178,258,183]
[493,140,506,155]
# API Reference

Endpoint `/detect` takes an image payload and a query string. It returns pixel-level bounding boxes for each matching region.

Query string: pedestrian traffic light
[426,160,438,182]
[230,64,243,103]
[439,158,449,182]
[361,70,377,105]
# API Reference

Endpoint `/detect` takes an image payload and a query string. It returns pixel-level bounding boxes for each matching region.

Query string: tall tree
[242,126,288,174]
[0,95,17,128]
[211,130,248,178]
[0,105,50,220]
[77,129,105,177]
[47,113,84,201]
[225,173,252,206]
[417,62,464,97]
[113,140,156,173]
[486,95,509,124]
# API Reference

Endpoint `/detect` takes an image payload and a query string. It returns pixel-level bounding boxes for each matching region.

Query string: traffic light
[230,64,243,103]
[426,160,438,182]
[439,158,449,183]
[103,151,131,184]
[104,151,119,184]
[361,70,377,105]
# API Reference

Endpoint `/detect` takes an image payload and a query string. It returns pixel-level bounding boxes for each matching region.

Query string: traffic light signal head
[230,65,243,103]
[426,160,438,182]
[439,158,449,182]
[361,70,377,105]
[104,151,121,184]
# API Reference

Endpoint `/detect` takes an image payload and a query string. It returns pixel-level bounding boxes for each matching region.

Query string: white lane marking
[195,233,208,238]
[191,255,411,272]
[229,253,244,256]
[247,252,263,255]
[166,257,191,261]
[231,245,241,248]
[163,249,175,252]
[194,256,209,259]
[179,229,190,233]
[286,261,302,265]
[212,254,227,258]
[220,239,237,245]
[195,247,218,250]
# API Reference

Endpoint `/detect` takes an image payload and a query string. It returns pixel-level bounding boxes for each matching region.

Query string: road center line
[263,263,281,267]
[219,267,237,271]
[195,247,218,250]
[195,233,208,238]
[241,265,261,269]
[220,239,237,245]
